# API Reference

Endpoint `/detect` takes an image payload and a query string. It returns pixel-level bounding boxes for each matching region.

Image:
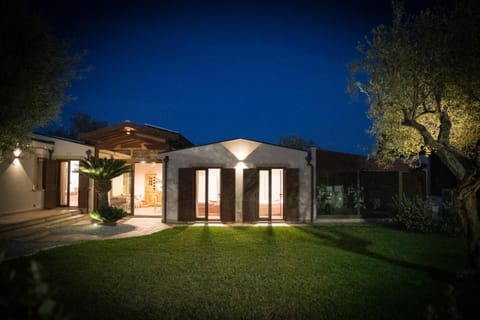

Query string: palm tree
[78,157,132,209]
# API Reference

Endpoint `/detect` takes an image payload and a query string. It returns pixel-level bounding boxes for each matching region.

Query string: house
[1,121,428,222]
[0,121,192,217]
[0,134,95,214]
[160,138,313,223]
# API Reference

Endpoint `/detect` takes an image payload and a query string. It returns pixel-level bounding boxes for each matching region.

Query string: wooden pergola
[80,121,193,161]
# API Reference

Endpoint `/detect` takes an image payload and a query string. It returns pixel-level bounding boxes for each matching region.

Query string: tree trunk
[94,179,112,209]
[454,184,480,272]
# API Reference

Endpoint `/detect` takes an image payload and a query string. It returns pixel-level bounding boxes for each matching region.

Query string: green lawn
[8,226,477,319]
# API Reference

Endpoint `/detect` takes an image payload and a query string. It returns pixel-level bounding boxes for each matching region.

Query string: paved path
[0,217,169,260]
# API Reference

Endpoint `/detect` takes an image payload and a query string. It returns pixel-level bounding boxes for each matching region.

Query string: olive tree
[349,0,480,271]
[0,1,80,161]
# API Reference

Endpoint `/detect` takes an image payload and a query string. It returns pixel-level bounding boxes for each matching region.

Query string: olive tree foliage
[0,1,80,161]
[278,135,316,151]
[349,0,480,270]
[43,112,108,139]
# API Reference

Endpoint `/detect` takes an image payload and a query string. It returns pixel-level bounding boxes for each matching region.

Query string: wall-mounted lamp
[13,147,22,158]
[235,161,247,170]
[305,149,312,165]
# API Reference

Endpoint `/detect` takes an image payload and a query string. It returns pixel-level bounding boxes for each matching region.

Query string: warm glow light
[222,139,260,161]
[13,147,21,158]
[235,161,247,170]
[124,126,135,135]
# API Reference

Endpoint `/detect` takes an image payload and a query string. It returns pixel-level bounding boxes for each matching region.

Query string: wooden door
[44,160,58,209]
[285,168,299,221]
[220,168,235,222]
[144,174,161,206]
[78,174,89,212]
[178,168,195,221]
[242,169,258,222]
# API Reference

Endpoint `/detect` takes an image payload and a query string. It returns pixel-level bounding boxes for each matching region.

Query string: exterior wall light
[13,147,22,158]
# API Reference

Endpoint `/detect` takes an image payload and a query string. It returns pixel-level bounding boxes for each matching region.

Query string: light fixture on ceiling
[124,126,135,135]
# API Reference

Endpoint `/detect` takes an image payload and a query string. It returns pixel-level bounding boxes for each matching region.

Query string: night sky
[29,0,431,154]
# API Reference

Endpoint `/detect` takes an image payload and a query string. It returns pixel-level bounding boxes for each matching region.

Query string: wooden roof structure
[80,121,193,156]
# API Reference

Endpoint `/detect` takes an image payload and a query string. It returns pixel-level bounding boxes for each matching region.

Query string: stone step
[0,212,88,241]
[0,210,81,233]
[21,214,91,241]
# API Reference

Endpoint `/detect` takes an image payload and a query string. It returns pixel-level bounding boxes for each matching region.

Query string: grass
[6,226,478,319]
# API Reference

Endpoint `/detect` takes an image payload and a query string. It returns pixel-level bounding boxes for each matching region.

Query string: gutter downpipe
[162,156,169,223]
[306,148,314,224]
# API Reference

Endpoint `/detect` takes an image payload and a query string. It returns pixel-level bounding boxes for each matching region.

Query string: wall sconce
[305,149,312,165]
[13,147,22,158]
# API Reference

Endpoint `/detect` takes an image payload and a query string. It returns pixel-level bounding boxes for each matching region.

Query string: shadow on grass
[296,226,455,283]
[262,226,278,246]
[199,226,213,243]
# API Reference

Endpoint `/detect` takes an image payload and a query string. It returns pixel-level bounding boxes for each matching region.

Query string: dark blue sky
[33,0,413,154]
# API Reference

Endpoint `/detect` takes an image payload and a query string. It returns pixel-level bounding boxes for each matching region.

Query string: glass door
[271,169,284,219]
[258,168,284,220]
[195,168,221,220]
[59,160,80,207]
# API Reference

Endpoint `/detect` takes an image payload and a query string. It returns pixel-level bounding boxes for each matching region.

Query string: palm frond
[78,157,132,180]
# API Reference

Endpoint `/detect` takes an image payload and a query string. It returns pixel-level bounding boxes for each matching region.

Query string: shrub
[90,206,126,223]
[392,196,461,234]
[435,201,462,235]
[392,195,434,233]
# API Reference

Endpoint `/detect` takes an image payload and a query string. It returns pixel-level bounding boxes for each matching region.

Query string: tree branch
[475,139,480,168]
[438,110,452,144]
[402,115,467,180]
[457,172,480,200]
[416,109,436,118]
[401,115,438,147]
[410,81,419,120]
